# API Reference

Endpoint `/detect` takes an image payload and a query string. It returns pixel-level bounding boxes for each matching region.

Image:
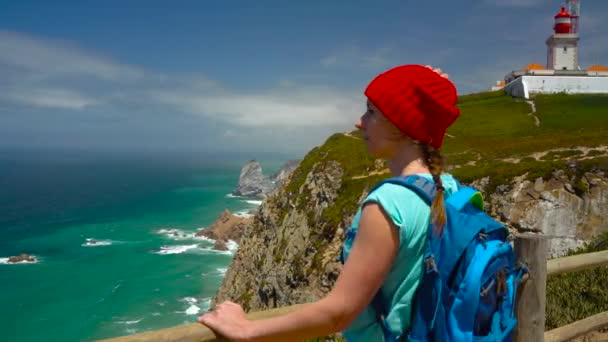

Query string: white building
[493,1,608,99]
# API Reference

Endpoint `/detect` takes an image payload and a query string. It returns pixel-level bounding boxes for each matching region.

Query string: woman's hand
[425,65,449,79]
[198,301,253,341]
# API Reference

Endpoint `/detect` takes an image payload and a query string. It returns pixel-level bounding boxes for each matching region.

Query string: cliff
[213,92,608,313]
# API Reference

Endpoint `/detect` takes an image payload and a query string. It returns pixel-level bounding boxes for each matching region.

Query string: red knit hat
[364,64,460,149]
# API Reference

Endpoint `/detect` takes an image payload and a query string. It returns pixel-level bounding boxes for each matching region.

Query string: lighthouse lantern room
[546,4,579,71]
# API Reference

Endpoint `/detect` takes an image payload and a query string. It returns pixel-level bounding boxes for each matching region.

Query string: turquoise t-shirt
[341,174,459,341]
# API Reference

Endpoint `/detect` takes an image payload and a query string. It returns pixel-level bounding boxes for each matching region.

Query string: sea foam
[114,318,143,325]
[234,210,254,219]
[82,238,112,247]
[154,244,199,255]
[180,297,203,315]
[226,240,239,255]
[155,228,195,240]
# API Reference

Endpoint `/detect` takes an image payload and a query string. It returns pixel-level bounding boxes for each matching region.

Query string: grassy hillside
[291,92,608,231]
[446,92,608,191]
[449,92,607,158]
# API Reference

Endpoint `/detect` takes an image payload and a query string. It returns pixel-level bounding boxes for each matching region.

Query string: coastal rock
[196,209,252,250]
[271,160,301,186]
[488,170,608,257]
[232,161,274,199]
[213,240,228,251]
[8,254,36,263]
[213,158,348,311]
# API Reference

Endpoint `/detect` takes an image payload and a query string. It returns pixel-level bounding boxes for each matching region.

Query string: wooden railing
[515,233,608,342]
[99,304,309,342]
[103,234,608,342]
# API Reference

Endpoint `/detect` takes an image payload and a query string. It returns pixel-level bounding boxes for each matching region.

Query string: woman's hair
[421,144,446,236]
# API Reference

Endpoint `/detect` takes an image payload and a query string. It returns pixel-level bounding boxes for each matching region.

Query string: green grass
[445,93,608,160]
[546,232,608,330]
[441,93,608,188]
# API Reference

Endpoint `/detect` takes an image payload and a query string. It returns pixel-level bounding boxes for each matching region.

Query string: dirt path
[500,145,608,164]
[526,100,541,127]
[350,169,390,180]
[341,131,362,140]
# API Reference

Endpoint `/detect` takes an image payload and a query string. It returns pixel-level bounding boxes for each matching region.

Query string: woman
[198,64,461,341]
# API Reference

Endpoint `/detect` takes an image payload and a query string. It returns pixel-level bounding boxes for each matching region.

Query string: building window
[563,47,568,53]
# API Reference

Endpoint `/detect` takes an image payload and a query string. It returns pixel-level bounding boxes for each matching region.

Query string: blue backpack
[367,175,527,342]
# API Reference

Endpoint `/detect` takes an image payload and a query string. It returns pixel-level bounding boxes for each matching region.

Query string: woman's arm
[198,203,400,341]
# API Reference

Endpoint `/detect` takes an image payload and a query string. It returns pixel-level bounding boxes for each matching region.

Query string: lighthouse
[495,0,608,98]
[546,5,579,71]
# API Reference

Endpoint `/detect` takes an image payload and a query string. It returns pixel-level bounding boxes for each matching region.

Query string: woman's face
[355,100,402,158]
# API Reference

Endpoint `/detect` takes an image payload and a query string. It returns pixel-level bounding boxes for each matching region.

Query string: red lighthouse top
[554,6,572,34]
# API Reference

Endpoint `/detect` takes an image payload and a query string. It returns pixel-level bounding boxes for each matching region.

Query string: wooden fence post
[514,233,548,342]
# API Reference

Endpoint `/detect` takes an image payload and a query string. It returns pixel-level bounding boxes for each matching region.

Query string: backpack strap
[369,175,436,205]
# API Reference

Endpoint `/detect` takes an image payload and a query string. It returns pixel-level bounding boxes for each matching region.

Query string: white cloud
[153,87,361,128]
[5,87,98,109]
[0,30,144,82]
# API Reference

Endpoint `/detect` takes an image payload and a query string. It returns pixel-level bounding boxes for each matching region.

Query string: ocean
[0,150,285,341]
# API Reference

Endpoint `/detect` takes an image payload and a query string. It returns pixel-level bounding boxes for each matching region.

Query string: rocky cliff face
[480,169,608,257]
[271,160,301,187]
[213,133,608,312]
[214,160,349,310]
[213,133,384,310]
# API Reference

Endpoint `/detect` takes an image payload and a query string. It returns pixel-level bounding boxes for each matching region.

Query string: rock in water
[232,160,274,199]
[213,240,229,251]
[196,209,252,251]
[8,254,36,263]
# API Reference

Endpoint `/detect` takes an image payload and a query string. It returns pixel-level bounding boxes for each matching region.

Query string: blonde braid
[421,144,446,236]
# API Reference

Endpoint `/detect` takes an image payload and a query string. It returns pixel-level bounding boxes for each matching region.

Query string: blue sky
[1,0,607,158]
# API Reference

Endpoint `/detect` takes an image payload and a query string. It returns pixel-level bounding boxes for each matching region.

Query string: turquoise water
[0,153,284,341]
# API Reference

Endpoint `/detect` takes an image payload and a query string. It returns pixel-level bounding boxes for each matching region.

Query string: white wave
[0,256,38,264]
[185,305,200,315]
[226,193,243,198]
[200,298,212,312]
[244,200,263,205]
[154,244,199,255]
[226,240,239,255]
[234,210,254,218]
[111,282,122,293]
[216,268,228,275]
[114,318,143,325]
[154,228,195,240]
[151,312,161,317]
[82,238,112,247]
[195,243,238,256]
[178,297,201,315]
[192,233,215,243]
[181,297,198,305]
